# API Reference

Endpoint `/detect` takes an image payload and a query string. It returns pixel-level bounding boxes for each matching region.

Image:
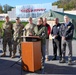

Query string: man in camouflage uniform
[12,17,24,58]
[23,17,35,36]
[1,16,13,57]
[0,27,2,43]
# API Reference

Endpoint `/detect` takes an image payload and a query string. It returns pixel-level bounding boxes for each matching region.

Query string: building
[33,10,76,39]
[0,14,8,20]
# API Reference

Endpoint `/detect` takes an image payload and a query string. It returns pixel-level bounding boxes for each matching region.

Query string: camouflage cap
[5,15,9,18]
[16,17,20,20]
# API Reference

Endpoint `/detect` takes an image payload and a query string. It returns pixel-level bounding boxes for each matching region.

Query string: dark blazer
[60,22,74,40]
[51,23,61,40]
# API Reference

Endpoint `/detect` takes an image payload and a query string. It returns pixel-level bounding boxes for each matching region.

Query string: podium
[21,36,42,72]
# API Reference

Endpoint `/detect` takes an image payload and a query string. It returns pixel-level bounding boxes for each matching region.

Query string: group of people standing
[0,15,74,65]
[51,15,74,65]
[0,16,24,58]
[23,17,51,65]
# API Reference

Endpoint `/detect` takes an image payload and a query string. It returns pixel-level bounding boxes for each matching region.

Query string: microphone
[22,28,26,31]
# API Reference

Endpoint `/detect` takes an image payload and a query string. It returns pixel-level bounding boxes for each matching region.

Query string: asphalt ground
[0,39,76,75]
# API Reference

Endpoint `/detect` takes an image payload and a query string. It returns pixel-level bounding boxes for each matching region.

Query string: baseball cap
[5,15,9,18]
[16,17,20,20]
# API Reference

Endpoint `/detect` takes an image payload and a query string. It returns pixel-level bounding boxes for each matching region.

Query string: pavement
[0,40,76,75]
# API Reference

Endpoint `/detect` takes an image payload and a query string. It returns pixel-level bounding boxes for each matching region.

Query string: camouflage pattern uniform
[13,22,24,57]
[23,23,35,36]
[2,21,13,56]
[0,27,2,39]
[0,27,2,43]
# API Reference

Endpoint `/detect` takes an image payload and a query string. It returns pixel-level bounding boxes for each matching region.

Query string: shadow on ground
[0,55,76,75]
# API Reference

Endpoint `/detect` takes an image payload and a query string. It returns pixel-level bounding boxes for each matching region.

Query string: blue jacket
[51,23,61,40]
[60,22,74,40]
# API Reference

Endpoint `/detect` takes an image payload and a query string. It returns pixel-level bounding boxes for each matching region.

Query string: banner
[16,3,51,18]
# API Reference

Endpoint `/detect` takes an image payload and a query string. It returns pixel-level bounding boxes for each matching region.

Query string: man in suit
[60,15,74,65]
[51,18,62,62]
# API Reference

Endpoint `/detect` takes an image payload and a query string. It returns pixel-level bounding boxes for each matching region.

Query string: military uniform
[33,25,47,64]
[51,23,62,61]
[2,21,13,56]
[23,23,36,36]
[0,27,2,38]
[0,28,2,43]
[12,22,24,57]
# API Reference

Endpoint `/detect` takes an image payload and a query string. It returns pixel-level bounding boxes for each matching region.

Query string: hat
[16,17,20,20]
[5,15,9,18]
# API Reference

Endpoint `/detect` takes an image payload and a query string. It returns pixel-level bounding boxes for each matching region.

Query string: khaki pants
[3,37,12,53]
[62,40,72,61]
[13,38,21,55]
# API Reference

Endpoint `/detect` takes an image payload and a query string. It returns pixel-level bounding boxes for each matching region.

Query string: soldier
[51,18,62,62]
[60,15,74,65]
[43,18,51,61]
[0,27,2,43]
[12,17,24,58]
[1,16,13,57]
[23,17,36,36]
[32,17,48,66]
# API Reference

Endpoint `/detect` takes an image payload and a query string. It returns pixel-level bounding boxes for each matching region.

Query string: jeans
[46,39,49,58]
[41,44,46,63]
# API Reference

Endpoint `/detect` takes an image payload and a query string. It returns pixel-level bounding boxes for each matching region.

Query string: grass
[0,21,4,28]
[0,21,28,28]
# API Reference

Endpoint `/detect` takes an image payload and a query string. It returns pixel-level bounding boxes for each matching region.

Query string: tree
[3,4,14,13]
[0,5,3,13]
[52,0,76,10]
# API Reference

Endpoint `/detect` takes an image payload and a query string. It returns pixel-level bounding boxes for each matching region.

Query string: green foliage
[0,5,3,13]
[0,4,15,13]
[3,4,15,13]
[0,21,28,28]
[52,0,76,10]
[0,21,28,36]
[0,21,4,28]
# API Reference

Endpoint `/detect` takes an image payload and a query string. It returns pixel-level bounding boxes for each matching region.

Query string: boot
[59,58,66,63]
[11,53,15,58]
[59,56,62,63]
[52,56,57,60]
[45,56,49,61]
[10,52,12,57]
[68,60,72,65]
[1,52,6,57]
[19,51,21,57]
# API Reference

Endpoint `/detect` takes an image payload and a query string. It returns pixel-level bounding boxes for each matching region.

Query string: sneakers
[45,57,49,61]
[68,60,72,65]
[1,53,6,57]
[59,59,66,63]
[11,54,15,58]
[9,52,12,57]
[52,57,57,60]
[59,58,62,63]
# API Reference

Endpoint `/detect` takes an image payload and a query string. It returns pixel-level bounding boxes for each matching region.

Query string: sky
[0,0,57,7]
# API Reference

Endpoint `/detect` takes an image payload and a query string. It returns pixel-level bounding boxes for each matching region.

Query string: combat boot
[68,60,72,65]
[1,52,6,57]
[59,56,62,63]
[52,56,57,60]
[19,51,21,57]
[45,56,49,61]
[9,52,12,57]
[59,58,66,63]
[11,53,15,58]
